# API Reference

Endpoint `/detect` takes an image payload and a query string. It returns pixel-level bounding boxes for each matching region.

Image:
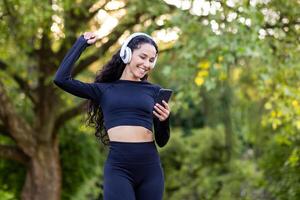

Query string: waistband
[106,141,160,165]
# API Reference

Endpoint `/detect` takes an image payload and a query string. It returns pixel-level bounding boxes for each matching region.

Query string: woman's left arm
[153,101,171,147]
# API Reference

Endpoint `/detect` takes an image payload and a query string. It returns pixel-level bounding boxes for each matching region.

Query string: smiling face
[121,43,157,81]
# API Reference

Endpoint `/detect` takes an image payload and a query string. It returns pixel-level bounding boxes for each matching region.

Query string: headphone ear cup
[125,47,132,64]
[152,56,157,68]
[121,47,131,64]
[120,49,126,63]
[123,47,131,64]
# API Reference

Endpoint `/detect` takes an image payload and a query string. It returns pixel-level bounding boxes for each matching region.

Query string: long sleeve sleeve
[53,35,102,101]
[153,116,170,147]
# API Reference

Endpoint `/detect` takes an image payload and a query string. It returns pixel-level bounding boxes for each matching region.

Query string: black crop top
[53,35,170,147]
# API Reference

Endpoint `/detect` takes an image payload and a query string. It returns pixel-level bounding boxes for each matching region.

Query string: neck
[120,66,141,81]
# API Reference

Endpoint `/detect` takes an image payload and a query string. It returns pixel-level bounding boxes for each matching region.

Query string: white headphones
[119,32,158,68]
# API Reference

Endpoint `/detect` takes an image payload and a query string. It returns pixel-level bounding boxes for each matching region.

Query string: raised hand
[83,32,98,44]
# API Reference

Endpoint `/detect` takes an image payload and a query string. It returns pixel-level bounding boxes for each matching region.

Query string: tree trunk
[21,137,61,200]
[220,81,233,162]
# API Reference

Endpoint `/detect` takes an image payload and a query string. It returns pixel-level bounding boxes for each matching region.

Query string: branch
[0,144,29,165]
[72,55,99,77]
[3,0,14,17]
[0,60,37,104]
[0,123,13,139]
[54,1,111,68]
[0,12,9,20]
[13,75,37,103]
[54,101,88,131]
[72,12,144,76]
[0,81,36,156]
[69,0,110,23]
[159,46,177,54]
[3,0,21,40]
[58,0,110,52]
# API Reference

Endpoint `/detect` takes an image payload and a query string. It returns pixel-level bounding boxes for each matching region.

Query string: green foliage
[59,117,107,200]
[0,159,26,200]
[260,137,300,200]
[0,133,26,199]
[161,127,265,200]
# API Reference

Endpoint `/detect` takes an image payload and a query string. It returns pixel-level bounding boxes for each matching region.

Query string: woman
[53,31,171,200]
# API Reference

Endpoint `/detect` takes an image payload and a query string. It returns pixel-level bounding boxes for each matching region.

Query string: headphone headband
[119,32,158,68]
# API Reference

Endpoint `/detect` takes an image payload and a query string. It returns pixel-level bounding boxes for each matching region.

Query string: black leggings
[103,141,164,200]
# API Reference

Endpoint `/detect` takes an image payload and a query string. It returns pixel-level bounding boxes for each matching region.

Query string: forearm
[53,35,89,84]
[53,35,101,100]
[153,116,170,147]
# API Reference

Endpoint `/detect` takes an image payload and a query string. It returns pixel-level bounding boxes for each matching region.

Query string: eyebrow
[140,53,156,59]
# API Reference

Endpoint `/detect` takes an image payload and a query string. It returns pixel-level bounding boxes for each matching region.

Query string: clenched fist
[83,32,98,44]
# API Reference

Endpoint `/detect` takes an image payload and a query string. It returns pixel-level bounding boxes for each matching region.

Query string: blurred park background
[0,0,300,199]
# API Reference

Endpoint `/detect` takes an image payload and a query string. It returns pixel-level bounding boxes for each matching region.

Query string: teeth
[139,67,146,73]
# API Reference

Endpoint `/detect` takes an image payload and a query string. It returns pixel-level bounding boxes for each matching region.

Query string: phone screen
[156,89,173,104]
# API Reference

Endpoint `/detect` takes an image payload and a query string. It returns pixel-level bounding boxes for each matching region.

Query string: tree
[0,0,177,199]
[156,0,300,199]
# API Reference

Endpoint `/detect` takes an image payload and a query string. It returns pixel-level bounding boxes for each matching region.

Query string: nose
[143,60,151,69]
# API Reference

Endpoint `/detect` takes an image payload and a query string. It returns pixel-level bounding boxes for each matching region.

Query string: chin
[134,71,147,79]
[135,75,145,80]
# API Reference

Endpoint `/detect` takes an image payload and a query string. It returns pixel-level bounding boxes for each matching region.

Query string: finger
[154,104,166,114]
[154,106,169,119]
[154,112,167,121]
[83,32,90,39]
[162,100,170,109]
[161,101,171,114]
[89,33,96,39]
[153,106,162,114]
[155,104,169,117]
[84,32,96,40]
[155,103,167,112]
[87,39,93,44]
[153,110,163,120]
[87,38,97,44]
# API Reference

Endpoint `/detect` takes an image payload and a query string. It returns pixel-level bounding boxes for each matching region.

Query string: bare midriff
[107,126,154,142]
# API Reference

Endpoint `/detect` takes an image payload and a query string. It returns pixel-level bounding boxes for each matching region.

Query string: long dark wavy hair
[86,35,159,145]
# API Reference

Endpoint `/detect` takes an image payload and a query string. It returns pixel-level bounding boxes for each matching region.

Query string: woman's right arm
[53,34,101,100]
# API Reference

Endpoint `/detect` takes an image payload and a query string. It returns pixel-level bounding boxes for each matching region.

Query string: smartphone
[155,89,173,105]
